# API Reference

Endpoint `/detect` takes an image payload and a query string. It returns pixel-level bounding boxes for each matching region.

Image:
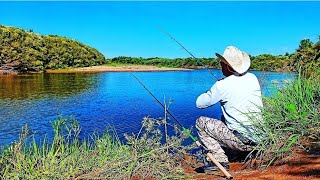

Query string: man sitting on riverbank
[196,46,263,171]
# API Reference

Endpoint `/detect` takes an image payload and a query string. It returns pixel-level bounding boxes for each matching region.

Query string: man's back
[196,72,263,141]
[217,72,263,141]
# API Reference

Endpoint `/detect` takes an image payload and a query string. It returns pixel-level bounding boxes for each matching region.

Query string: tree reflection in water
[0,73,98,100]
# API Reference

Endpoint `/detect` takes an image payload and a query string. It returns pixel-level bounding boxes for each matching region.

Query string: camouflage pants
[196,116,255,163]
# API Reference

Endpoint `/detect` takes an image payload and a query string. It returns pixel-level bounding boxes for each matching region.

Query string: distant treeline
[108,57,219,69]
[109,38,320,77]
[0,25,107,72]
[0,24,319,77]
[252,38,320,77]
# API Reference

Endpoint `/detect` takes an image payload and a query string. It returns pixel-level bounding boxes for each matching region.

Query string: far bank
[45,64,191,73]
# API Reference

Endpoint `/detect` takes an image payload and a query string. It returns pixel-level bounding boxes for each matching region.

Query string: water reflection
[0,73,98,99]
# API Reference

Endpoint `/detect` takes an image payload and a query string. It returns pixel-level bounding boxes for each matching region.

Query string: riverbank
[45,64,190,73]
[181,150,320,179]
[1,116,319,179]
[0,64,190,75]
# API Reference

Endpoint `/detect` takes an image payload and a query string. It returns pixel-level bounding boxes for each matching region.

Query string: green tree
[0,24,107,72]
[290,38,320,77]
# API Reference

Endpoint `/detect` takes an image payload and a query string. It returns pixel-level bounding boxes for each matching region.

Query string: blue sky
[0,1,320,58]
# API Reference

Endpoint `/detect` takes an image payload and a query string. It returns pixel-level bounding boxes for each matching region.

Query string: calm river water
[0,70,294,146]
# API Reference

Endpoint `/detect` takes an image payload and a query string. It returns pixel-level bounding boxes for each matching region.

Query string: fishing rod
[157,27,219,80]
[131,73,196,141]
[129,28,232,179]
[130,72,232,179]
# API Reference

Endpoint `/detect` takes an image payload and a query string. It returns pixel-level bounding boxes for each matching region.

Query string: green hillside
[0,25,107,72]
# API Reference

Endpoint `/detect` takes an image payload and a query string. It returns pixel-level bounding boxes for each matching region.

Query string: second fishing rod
[130,72,197,142]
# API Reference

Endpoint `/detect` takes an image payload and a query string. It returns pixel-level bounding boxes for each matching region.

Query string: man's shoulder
[217,73,258,80]
[245,72,258,78]
[237,72,259,82]
[217,73,259,86]
[214,75,235,89]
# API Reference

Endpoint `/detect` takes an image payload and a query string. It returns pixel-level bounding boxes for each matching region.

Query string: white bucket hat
[215,46,251,74]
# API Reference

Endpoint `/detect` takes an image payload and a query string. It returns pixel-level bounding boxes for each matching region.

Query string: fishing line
[157,26,219,80]
[131,73,183,128]
[130,72,197,142]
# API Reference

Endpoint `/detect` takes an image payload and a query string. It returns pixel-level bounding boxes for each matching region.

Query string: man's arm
[196,83,221,109]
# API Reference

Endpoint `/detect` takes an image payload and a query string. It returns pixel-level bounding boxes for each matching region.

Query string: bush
[249,74,320,167]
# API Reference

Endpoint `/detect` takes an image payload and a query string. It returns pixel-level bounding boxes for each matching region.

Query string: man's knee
[196,116,208,129]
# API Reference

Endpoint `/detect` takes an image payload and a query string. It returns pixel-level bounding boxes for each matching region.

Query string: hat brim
[216,53,231,66]
[215,52,250,74]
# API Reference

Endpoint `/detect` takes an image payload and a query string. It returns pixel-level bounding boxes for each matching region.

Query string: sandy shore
[45,65,190,73]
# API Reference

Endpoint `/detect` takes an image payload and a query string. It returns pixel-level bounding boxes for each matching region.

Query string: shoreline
[0,64,293,75]
[0,65,191,75]
[45,65,191,73]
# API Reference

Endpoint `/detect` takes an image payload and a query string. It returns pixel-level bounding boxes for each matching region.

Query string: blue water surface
[0,70,295,146]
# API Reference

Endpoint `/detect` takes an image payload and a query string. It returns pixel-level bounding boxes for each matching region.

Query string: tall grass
[0,116,189,179]
[249,73,320,167]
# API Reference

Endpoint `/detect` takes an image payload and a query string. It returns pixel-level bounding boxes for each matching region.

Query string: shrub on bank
[250,74,320,167]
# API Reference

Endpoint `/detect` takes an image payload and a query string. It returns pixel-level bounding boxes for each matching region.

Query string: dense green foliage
[0,116,188,179]
[250,54,291,72]
[109,56,217,69]
[0,25,107,71]
[250,74,320,166]
[289,39,320,78]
